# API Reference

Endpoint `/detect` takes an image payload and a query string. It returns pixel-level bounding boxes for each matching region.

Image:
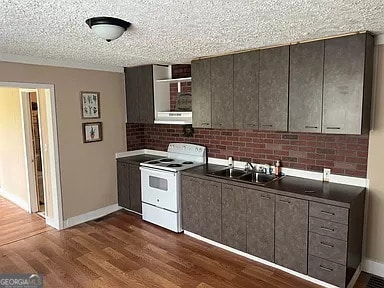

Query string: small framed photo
[82,122,102,143]
[81,91,100,119]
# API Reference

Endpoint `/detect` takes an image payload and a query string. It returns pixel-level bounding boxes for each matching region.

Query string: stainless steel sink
[209,168,247,178]
[238,172,277,183]
[208,168,280,185]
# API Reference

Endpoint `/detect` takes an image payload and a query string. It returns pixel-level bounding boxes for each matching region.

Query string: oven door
[140,166,179,212]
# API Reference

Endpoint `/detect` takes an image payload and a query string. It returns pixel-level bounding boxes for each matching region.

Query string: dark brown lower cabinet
[181,176,202,235]
[180,174,365,288]
[129,164,142,213]
[117,162,130,209]
[246,189,275,262]
[200,179,222,242]
[275,195,308,274]
[222,184,246,252]
[181,176,222,242]
[117,162,142,214]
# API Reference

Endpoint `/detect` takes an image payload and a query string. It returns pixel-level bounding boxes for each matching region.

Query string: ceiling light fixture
[85,17,131,42]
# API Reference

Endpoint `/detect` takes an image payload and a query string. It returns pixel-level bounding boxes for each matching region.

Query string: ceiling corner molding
[0,53,124,73]
[375,34,384,46]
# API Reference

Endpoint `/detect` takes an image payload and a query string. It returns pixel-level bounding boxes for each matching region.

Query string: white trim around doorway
[0,81,64,230]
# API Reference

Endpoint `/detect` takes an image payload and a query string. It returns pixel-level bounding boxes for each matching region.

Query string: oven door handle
[140,166,177,176]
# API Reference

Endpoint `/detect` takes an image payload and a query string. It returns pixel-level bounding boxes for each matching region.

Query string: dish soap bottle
[275,160,281,177]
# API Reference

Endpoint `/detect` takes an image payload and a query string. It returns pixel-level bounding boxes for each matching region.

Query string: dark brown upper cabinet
[259,46,289,131]
[322,33,374,134]
[211,55,234,129]
[234,51,259,130]
[289,41,324,133]
[192,59,212,128]
[124,65,154,124]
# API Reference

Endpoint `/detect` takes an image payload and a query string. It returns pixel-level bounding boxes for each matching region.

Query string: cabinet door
[259,46,289,131]
[234,51,259,129]
[124,67,139,123]
[181,176,202,234]
[137,65,154,124]
[246,189,275,262]
[275,195,308,274]
[323,34,366,134]
[289,41,324,133]
[129,164,142,213]
[192,59,211,128]
[117,162,130,209]
[211,55,234,129]
[200,179,221,242]
[222,184,246,252]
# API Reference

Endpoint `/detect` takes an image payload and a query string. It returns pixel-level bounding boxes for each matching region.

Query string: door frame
[20,89,39,213]
[1,81,64,230]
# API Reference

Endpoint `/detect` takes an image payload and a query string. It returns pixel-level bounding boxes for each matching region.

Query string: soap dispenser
[275,160,281,176]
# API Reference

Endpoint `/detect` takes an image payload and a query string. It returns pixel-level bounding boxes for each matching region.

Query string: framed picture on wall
[81,91,100,119]
[82,122,103,143]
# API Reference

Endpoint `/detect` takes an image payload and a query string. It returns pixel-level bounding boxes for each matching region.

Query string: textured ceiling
[1,0,384,68]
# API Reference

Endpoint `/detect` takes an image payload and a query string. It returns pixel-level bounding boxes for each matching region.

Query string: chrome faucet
[245,162,255,171]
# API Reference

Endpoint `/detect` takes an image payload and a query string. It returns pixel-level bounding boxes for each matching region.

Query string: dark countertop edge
[116,154,164,165]
[181,164,365,209]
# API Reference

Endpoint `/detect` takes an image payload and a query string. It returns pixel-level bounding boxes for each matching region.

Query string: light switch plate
[323,168,331,182]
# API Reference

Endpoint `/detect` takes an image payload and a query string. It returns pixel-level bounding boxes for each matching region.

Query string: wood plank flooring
[0,196,53,246]
[0,196,370,287]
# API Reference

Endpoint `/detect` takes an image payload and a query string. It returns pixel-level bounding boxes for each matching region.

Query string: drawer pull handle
[245,123,256,126]
[320,241,334,248]
[261,124,273,127]
[321,226,335,232]
[261,195,272,200]
[305,125,318,129]
[279,199,291,204]
[326,126,341,130]
[321,210,335,216]
[319,265,333,272]
[201,122,210,126]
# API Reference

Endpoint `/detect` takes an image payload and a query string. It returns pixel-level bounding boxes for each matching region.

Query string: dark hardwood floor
[0,196,370,287]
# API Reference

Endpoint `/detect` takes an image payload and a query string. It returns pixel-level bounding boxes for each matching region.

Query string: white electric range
[140,143,206,232]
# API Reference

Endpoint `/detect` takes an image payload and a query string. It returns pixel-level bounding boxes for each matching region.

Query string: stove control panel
[167,143,206,157]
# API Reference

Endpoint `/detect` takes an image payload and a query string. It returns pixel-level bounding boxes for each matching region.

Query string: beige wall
[367,45,384,263]
[0,61,126,220]
[0,87,29,205]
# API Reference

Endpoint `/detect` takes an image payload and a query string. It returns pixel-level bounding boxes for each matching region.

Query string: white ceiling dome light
[85,17,131,42]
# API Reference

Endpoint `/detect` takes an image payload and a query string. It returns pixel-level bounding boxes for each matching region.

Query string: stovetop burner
[182,161,193,164]
[167,164,182,168]
[147,160,160,164]
[160,158,174,162]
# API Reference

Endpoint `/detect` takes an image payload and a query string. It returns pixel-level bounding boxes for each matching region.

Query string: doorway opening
[0,82,63,230]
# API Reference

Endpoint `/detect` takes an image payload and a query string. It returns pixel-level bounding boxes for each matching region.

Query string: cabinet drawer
[310,202,348,224]
[309,232,347,265]
[308,255,346,287]
[309,217,348,241]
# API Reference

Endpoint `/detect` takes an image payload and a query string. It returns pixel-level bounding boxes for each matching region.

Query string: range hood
[154,111,192,124]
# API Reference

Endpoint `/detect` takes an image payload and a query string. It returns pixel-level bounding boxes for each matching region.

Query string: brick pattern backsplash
[126,123,369,178]
[126,124,145,151]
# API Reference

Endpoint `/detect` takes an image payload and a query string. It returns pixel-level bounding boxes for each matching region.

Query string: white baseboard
[63,204,121,228]
[0,188,29,212]
[45,216,60,230]
[363,258,384,277]
[184,231,338,288]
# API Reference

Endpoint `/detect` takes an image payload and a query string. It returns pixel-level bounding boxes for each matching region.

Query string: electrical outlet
[323,168,331,182]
